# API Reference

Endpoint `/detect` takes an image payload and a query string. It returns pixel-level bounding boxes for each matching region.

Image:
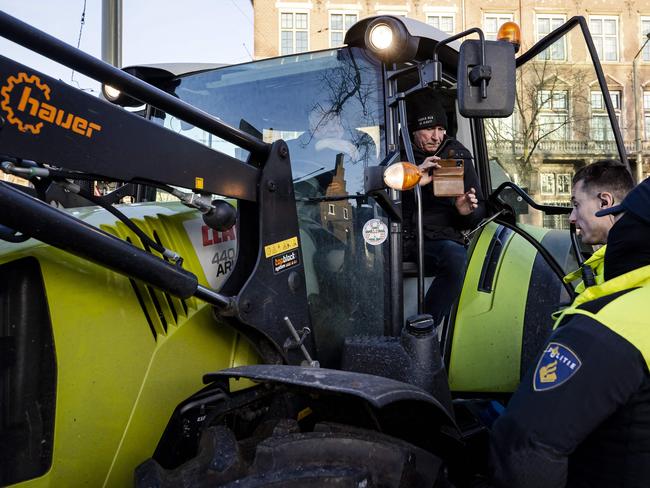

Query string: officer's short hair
[573,159,635,202]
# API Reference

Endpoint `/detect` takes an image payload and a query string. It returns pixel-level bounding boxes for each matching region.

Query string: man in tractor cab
[403,94,486,324]
[564,159,634,293]
[486,177,650,488]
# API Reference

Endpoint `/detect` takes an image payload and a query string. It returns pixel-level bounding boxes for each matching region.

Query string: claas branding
[1,72,101,137]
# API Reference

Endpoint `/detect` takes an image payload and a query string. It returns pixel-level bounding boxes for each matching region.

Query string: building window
[643,91,650,141]
[642,17,650,62]
[536,14,566,61]
[590,90,621,141]
[484,13,514,41]
[538,90,569,140]
[557,174,572,195]
[280,12,308,55]
[330,12,357,47]
[541,173,556,195]
[328,203,335,215]
[426,14,455,34]
[343,207,349,220]
[589,16,619,62]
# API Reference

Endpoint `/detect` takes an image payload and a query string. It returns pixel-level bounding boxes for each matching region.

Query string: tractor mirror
[457,40,515,117]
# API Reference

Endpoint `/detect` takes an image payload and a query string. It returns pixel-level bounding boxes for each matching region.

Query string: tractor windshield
[158,47,388,366]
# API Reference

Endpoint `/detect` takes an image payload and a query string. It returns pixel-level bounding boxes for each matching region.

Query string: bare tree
[485,58,592,189]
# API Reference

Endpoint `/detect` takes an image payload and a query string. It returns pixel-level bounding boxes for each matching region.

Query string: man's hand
[417,156,441,186]
[455,187,478,215]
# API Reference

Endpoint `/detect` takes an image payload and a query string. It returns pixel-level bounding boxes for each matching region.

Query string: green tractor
[0,11,627,487]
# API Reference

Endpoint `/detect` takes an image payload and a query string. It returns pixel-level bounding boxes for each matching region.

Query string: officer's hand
[455,187,478,215]
[417,156,441,186]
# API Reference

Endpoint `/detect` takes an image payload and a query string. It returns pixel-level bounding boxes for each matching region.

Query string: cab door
[446,17,628,395]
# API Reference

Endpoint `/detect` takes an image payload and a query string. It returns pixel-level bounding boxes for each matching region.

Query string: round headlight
[101,83,142,107]
[368,23,394,51]
[102,84,121,101]
[364,17,418,63]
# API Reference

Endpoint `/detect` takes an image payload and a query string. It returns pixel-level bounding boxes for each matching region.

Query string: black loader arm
[0,11,314,366]
[0,55,258,200]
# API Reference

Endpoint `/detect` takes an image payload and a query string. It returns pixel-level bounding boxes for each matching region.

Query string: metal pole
[632,34,650,183]
[102,0,122,67]
[633,57,642,183]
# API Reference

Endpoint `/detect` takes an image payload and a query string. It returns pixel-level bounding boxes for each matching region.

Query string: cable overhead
[70,0,87,88]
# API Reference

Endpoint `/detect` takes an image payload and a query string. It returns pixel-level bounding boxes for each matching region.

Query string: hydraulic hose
[0,181,234,306]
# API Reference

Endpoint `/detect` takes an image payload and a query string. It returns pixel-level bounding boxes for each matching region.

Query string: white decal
[362,218,388,246]
[183,217,238,290]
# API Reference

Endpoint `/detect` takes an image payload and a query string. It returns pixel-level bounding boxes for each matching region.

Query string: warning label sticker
[264,236,299,258]
[273,250,300,274]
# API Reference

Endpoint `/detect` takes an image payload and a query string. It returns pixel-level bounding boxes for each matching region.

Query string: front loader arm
[0,11,314,366]
[0,54,258,201]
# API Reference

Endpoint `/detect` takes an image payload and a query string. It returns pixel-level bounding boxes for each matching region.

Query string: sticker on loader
[183,217,238,289]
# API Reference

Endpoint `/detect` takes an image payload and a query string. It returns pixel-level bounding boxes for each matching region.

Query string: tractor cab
[130,15,627,387]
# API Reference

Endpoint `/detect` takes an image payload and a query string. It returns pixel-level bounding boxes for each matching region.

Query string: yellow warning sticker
[195,177,204,189]
[264,236,298,258]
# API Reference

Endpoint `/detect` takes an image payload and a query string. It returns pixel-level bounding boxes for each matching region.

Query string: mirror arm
[491,182,572,215]
[386,63,438,107]
[433,27,489,98]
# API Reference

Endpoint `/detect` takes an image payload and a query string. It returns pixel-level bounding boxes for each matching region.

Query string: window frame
[641,87,650,141]
[279,10,310,56]
[556,173,572,196]
[329,11,359,48]
[540,172,556,196]
[642,17,650,63]
[483,12,514,41]
[589,15,620,62]
[590,89,621,141]
[537,89,570,141]
[535,13,567,61]
[426,13,455,34]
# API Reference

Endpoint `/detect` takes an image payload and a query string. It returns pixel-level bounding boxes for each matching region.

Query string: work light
[364,17,418,63]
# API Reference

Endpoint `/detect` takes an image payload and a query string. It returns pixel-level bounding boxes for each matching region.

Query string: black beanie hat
[410,97,448,131]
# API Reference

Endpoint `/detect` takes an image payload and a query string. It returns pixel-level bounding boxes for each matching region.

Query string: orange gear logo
[1,72,51,134]
[0,71,101,138]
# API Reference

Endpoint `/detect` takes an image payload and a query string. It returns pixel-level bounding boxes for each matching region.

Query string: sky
[0,0,254,94]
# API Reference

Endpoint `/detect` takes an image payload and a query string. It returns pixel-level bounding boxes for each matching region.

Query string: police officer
[564,159,634,293]
[487,177,650,487]
[404,96,486,324]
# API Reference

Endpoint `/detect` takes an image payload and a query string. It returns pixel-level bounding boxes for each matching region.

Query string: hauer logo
[0,72,102,137]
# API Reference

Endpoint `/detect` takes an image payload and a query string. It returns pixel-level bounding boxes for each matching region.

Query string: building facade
[252,0,650,221]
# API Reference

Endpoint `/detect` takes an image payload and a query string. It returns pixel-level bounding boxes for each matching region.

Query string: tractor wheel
[135,419,446,487]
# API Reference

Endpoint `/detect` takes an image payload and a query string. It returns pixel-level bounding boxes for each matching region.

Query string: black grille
[0,257,56,485]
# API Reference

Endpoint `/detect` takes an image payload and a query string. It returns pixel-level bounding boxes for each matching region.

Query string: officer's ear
[598,191,614,208]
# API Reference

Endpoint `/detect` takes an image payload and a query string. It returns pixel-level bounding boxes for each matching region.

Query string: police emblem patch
[533,342,582,392]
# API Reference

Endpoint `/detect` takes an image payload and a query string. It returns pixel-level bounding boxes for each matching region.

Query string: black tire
[135,420,444,488]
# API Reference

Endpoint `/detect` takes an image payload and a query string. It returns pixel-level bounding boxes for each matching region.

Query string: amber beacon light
[497,22,521,53]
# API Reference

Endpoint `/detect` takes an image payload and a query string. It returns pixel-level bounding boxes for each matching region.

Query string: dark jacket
[404,136,486,244]
[488,212,650,488]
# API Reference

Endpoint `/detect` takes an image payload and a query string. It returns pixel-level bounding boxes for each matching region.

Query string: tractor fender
[205,365,460,439]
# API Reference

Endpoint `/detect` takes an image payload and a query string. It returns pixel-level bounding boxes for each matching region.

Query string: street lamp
[633,32,650,183]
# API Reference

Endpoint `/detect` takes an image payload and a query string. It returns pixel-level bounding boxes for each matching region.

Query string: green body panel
[448,222,550,393]
[1,202,258,488]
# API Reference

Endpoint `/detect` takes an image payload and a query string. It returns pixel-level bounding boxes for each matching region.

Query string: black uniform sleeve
[488,314,646,488]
